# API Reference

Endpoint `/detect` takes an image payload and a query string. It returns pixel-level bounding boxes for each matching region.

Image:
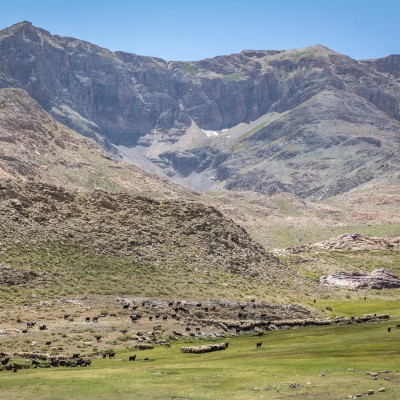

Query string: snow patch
[201,129,219,138]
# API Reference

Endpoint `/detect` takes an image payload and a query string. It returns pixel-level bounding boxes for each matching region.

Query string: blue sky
[1,0,399,61]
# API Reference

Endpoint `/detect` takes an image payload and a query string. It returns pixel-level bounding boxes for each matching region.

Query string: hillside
[0,21,399,198]
[0,179,315,305]
[0,87,195,199]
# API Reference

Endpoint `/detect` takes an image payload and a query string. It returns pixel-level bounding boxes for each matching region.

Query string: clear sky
[1,0,399,61]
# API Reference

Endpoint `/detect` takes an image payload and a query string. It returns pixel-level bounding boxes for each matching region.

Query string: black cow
[1,357,10,366]
[129,355,136,361]
[256,342,262,348]
[39,325,47,330]
[108,352,115,359]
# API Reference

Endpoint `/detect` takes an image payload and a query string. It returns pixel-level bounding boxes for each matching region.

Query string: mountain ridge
[0,21,399,199]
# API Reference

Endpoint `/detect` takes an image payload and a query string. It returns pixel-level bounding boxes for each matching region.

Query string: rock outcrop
[273,234,400,256]
[0,264,39,285]
[320,269,400,289]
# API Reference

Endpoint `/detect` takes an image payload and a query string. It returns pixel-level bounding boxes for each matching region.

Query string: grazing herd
[1,298,396,375]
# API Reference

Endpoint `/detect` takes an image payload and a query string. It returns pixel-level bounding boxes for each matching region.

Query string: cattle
[129,355,136,361]
[45,341,52,346]
[1,357,10,366]
[168,301,174,307]
[196,303,202,307]
[148,316,153,320]
[155,314,160,320]
[80,358,91,367]
[258,332,264,337]
[102,353,107,359]
[108,352,115,359]
[204,307,209,312]
[92,316,99,323]
[39,325,47,330]
[240,304,245,310]
[123,304,130,309]
[64,314,70,320]
[26,322,36,328]
[95,335,101,341]
[85,317,91,322]
[162,315,168,321]
[132,305,138,310]
[256,342,262,348]
[185,327,191,332]
[388,326,392,332]
[72,353,80,359]
[235,328,241,334]
[195,327,201,332]
[396,324,400,329]
[21,329,28,334]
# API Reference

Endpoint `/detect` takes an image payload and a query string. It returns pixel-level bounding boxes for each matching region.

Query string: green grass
[1,321,400,399]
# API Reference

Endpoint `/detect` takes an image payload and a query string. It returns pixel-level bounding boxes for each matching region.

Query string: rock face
[320,269,400,289]
[1,21,400,198]
[0,87,194,198]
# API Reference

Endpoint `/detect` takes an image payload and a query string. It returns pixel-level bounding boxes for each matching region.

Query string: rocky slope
[1,21,399,198]
[0,87,195,199]
[273,234,400,256]
[0,179,308,300]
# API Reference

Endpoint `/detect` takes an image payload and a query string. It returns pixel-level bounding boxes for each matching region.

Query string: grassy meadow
[1,319,400,400]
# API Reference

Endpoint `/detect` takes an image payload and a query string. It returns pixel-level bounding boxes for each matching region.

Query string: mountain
[0,87,195,199]
[0,21,399,199]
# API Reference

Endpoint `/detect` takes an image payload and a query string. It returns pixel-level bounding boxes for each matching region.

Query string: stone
[320,268,400,289]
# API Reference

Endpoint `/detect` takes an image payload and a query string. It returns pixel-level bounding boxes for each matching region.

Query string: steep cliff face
[1,21,399,198]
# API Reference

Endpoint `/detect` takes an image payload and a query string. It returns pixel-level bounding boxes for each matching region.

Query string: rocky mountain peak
[0,22,399,199]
